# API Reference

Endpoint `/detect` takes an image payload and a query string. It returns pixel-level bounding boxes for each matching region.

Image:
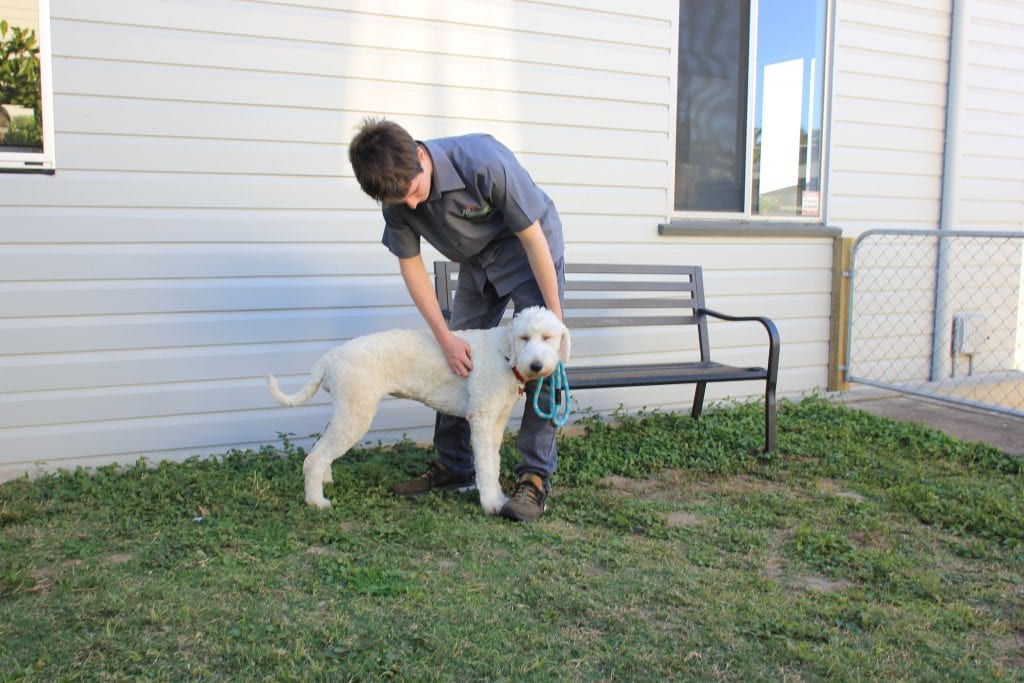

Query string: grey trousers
[434,260,565,480]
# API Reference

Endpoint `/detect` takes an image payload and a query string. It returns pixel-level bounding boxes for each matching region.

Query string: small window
[0,0,55,172]
[674,0,828,218]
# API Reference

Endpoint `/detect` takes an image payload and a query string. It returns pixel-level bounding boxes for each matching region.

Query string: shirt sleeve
[380,207,421,258]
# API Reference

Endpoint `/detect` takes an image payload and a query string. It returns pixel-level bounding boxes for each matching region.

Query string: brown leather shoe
[500,473,549,521]
[391,461,476,498]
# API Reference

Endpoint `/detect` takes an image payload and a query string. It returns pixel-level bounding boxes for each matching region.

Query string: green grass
[1,396,1022,681]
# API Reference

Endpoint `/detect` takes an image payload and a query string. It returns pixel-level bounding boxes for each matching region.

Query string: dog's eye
[542,335,553,342]
[519,335,530,342]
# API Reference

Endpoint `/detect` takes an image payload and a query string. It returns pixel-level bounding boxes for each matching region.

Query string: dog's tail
[267,369,324,407]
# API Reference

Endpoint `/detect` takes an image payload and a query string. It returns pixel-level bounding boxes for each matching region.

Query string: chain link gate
[845,229,1024,418]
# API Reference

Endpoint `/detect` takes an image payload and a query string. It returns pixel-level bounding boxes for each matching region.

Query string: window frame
[668,0,833,224]
[0,0,55,173]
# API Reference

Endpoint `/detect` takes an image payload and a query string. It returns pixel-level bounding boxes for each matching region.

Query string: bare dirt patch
[105,553,134,564]
[598,469,693,501]
[816,479,866,503]
[665,511,703,527]
[789,574,854,593]
[711,474,791,497]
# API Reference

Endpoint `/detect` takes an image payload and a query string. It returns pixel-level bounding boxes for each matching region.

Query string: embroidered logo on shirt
[457,201,492,219]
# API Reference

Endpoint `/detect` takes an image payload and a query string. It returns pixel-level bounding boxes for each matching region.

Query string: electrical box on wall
[952,312,987,355]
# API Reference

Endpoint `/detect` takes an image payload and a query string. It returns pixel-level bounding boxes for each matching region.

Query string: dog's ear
[557,323,571,364]
[499,325,516,366]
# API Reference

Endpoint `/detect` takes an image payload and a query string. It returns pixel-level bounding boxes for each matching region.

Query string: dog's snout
[530,360,544,373]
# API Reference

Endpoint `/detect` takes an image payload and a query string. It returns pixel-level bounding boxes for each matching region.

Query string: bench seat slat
[565,298,694,309]
[565,264,696,275]
[567,281,694,292]
[567,362,768,389]
[565,315,698,328]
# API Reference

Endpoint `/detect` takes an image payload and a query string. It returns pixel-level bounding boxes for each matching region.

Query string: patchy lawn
[1,397,1021,680]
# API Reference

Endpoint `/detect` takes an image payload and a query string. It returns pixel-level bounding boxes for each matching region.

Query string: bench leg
[764,385,777,453]
[691,382,707,420]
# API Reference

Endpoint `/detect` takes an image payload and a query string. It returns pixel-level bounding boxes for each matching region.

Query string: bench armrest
[699,308,780,380]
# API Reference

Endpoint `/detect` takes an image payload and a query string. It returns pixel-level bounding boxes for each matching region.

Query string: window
[674,0,827,218]
[0,0,54,171]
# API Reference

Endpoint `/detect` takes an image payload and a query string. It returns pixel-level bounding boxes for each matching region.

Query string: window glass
[752,0,827,217]
[674,0,750,212]
[674,0,828,219]
[0,0,53,170]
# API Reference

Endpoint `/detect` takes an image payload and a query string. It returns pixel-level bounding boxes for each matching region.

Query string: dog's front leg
[468,413,508,515]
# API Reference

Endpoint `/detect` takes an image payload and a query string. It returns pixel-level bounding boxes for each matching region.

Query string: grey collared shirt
[381,134,564,297]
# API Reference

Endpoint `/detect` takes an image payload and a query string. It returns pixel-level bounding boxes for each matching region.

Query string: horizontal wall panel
[828,196,941,225]
[54,59,667,133]
[54,0,674,58]
[836,22,949,61]
[829,121,944,153]
[830,97,947,130]
[833,45,950,82]
[0,171,369,210]
[829,148,943,177]
[820,168,942,198]
[0,308,426,355]
[53,21,668,106]
[839,0,951,37]
[833,73,949,108]
[0,171,664,216]
[56,135,667,189]
[0,208,673,247]
[0,243,400,280]
[0,401,435,465]
[55,96,672,162]
[0,276,411,318]
[566,242,836,271]
[0,342,343,393]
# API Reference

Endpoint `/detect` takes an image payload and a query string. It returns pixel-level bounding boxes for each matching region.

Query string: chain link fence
[845,229,1024,418]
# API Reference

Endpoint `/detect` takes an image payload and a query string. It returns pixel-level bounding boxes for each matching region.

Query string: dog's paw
[480,493,509,516]
[305,495,332,510]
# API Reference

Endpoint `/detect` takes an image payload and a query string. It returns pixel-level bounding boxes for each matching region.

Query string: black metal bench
[434,262,780,452]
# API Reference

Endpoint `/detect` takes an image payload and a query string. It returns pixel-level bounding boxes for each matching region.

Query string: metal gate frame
[844,228,1024,419]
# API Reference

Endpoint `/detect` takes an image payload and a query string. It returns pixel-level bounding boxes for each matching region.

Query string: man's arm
[398,255,473,377]
[516,221,563,321]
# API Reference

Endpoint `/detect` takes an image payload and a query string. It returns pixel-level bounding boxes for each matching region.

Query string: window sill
[0,166,55,174]
[659,220,841,238]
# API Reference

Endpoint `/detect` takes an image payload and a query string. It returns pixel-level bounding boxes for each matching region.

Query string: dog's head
[502,306,570,381]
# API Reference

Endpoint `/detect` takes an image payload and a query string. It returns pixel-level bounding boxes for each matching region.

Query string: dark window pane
[674,0,750,212]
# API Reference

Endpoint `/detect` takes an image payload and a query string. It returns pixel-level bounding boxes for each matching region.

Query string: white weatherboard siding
[0,0,835,479]
[961,0,1024,231]
[827,0,952,233]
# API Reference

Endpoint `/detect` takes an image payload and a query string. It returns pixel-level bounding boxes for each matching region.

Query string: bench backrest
[434,261,712,361]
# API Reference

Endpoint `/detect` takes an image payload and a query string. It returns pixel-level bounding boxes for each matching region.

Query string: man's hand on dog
[441,333,473,377]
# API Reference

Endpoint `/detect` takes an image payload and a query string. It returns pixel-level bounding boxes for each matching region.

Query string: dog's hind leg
[302,392,379,509]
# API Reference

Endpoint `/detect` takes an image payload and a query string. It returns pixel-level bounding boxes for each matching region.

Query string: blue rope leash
[532,362,571,427]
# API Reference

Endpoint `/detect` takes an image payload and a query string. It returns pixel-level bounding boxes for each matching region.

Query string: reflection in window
[752,0,827,217]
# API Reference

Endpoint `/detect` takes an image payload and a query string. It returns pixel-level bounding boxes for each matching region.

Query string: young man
[348,118,565,521]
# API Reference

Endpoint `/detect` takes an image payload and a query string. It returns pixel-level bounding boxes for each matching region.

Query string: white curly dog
[267,306,570,514]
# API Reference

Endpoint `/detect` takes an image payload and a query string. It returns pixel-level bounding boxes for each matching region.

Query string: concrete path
[835,387,1024,456]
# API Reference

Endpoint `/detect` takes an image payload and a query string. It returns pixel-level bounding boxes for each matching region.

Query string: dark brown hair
[348,118,422,203]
